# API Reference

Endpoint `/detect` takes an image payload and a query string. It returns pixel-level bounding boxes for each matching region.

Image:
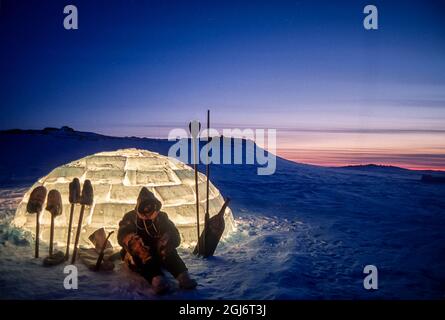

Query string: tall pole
[189,121,201,254]
[203,110,211,255]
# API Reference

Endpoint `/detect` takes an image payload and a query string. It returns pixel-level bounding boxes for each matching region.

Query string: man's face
[137,210,159,221]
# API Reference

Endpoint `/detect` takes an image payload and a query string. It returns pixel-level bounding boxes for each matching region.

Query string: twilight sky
[1,0,444,170]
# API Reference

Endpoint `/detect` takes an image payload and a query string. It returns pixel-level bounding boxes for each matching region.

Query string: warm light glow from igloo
[12,148,235,248]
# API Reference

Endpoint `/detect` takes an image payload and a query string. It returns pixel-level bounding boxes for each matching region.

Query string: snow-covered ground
[1,129,444,299]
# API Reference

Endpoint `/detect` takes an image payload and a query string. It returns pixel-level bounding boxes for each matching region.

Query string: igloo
[13,148,235,249]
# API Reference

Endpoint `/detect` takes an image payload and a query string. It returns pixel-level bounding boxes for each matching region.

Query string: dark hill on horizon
[2,126,442,176]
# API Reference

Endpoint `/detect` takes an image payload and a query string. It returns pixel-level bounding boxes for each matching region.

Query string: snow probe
[65,178,81,260]
[71,179,94,264]
[189,120,202,255]
[43,189,65,266]
[27,186,47,258]
[193,198,231,257]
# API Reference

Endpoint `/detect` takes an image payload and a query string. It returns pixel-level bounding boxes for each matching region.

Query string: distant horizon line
[2,123,445,135]
[1,125,444,173]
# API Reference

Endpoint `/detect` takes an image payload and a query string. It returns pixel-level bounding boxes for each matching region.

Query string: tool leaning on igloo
[23,179,116,271]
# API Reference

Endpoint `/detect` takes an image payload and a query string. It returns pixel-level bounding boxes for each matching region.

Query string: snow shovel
[43,189,65,266]
[189,120,202,255]
[193,197,231,257]
[65,178,81,260]
[27,186,47,258]
[71,179,94,264]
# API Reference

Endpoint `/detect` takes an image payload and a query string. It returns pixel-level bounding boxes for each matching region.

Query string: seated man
[117,187,197,294]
